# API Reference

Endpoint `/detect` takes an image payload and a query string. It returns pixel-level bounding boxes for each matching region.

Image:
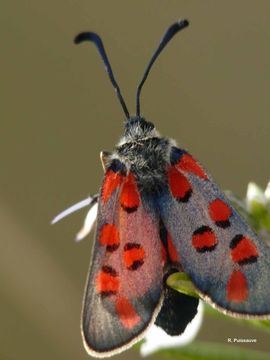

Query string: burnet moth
[53,20,270,357]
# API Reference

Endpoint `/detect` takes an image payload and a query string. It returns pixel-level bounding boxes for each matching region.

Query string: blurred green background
[1,1,270,359]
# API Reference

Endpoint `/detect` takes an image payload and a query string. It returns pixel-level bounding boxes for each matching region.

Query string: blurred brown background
[1,1,270,359]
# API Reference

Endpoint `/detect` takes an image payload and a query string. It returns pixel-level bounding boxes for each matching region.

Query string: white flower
[264,181,270,201]
[246,182,267,211]
[140,301,203,356]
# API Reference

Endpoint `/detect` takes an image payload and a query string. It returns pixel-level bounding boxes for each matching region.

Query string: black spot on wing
[215,220,231,228]
[238,256,258,266]
[102,265,118,276]
[128,260,144,270]
[100,291,117,298]
[193,225,212,235]
[195,244,217,253]
[176,189,192,203]
[230,234,244,249]
[124,243,141,250]
[106,244,120,252]
[121,205,138,213]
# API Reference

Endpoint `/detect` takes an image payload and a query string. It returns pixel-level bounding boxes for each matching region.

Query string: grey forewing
[116,137,170,193]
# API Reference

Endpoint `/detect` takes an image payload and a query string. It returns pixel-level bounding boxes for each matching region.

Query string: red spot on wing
[168,166,192,202]
[177,153,208,180]
[227,270,248,303]
[123,243,145,270]
[116,297,141,329]
[99,224,120,250]
[167,232,180,263]
[96,267,119,295]
[231,236,258,265]
[209,199,232,224]
[192,226,218,252]
[120,172,140,212]
[102,170,123,203]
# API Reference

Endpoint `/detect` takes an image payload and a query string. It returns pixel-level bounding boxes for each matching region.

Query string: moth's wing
[158,147,270,318]
[156,222,199,335]
[82,168,163,357]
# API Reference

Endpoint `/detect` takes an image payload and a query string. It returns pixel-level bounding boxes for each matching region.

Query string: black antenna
[136,19,189,117]
[74,32,130,119]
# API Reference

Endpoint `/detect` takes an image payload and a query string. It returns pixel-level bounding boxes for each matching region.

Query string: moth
[54,20,270,357]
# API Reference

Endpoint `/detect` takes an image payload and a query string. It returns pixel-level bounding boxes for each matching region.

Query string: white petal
[51,197,93,224]
[246,182,266,209]
[264,181,270,201]
[140,300,203,357]
[75,202,98,241]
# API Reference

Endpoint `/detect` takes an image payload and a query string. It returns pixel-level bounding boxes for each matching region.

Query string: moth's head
[123,116,158,141]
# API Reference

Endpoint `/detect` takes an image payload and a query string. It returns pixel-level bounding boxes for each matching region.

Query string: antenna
[136,19,189,117]
[74,32,130,119]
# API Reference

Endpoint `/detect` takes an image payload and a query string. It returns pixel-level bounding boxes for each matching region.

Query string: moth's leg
[51,194,98,225]
[100,151,111,171]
